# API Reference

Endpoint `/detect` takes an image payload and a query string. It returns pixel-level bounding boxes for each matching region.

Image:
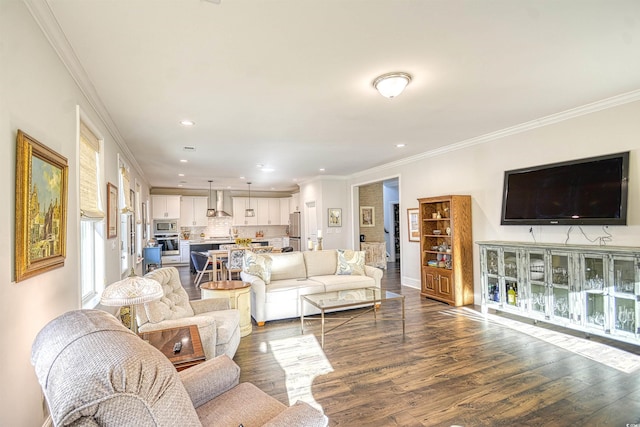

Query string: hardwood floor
[176,262,640,426]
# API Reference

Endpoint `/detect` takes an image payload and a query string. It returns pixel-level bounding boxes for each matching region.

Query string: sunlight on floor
[265,334,334,411]
[443,307,640,374]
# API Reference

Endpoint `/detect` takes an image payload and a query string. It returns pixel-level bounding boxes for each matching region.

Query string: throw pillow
[335,249,365,276]
[243,250,273,284]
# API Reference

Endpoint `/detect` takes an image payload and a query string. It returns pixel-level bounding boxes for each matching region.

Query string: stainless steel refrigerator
[289,212,301,251]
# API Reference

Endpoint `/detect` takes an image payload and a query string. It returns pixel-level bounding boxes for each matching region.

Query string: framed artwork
[328,208,342,227]
[407,208,420,242]
[360,206,375,227]
[107,182,118,239]
[15,130,68,282]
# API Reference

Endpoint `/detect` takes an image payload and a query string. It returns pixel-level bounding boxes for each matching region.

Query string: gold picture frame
[15,130,68,282]
[360,206,375,227]
[407,208,420,242]
[328,208,342,227]
[107,182,118,239]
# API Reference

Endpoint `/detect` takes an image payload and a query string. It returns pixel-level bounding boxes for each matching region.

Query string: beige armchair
[31,309,328,427]
[138,267,240,359]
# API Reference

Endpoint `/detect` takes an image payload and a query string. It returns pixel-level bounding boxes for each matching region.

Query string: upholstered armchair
[31,309,328,427]
[138,267,240,359]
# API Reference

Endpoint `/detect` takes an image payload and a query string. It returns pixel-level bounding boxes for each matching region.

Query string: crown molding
[352,89,640,178]
[23,0,146,179]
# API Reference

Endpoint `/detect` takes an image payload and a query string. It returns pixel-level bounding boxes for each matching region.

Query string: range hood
[213,190,232,217]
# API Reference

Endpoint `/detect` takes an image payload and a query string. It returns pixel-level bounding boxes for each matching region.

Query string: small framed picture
[360,206,375,227]
[328,208,342,227]
[407,208,420,242]
[107,182,118,239]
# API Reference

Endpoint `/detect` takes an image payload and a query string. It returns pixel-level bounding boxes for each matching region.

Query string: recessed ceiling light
[261,167,275,173]
[240,176,245,180]
[180,159,188,163]
[178,173,185,177]
[396,143,406,148]
[180,120,195,126]
[178,184,184,187]
[319,168,325,172]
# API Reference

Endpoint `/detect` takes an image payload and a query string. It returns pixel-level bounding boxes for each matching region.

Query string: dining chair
[226,248,245,280]
[191,251,214,286]
[207,250,225,281]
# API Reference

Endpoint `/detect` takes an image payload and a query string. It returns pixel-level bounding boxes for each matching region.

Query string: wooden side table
[200,280,252,337]
[139,325,205,371]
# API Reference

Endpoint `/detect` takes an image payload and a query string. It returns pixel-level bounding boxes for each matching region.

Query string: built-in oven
[155,233,180,256]
[154,220,178,234]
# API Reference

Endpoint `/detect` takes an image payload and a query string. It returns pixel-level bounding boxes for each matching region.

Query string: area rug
[449,307,640,374]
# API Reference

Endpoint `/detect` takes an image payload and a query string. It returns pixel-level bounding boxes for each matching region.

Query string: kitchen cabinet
[180,241,191,264]
[419,195,473,306]
[151,195,181,219]
[233,197,285,226]
[280,198,291,225]
[478,241,640,346]
[180,196,209,227]
[232,197,258,226]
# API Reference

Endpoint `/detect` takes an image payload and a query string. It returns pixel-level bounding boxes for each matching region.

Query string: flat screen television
[501,152,629,226]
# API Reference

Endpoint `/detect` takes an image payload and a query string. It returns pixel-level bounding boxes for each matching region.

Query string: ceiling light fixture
[206,180,216,217]
[180,120,195,126]
[373,72,412,98]
[245,182,255,217]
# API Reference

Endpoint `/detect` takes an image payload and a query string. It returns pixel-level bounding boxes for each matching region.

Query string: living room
[3,1,640,426]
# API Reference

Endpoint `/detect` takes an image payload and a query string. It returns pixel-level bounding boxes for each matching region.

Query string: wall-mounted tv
[501,152,629,226]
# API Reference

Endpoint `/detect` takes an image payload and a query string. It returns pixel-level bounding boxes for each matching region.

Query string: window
[118,156,134,274]
[79,116,105,308]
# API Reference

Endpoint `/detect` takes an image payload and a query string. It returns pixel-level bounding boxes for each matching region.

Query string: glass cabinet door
[503,249,522,310]
[481,247,501,307]
[528,251,546,317]
[611,256,639,336]
[549,252,571,322]
[582,254,608,332]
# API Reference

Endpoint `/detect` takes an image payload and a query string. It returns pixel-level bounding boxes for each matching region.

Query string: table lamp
[101,268,163,334]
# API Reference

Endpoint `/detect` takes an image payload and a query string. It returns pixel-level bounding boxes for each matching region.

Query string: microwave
[153,220,178,234]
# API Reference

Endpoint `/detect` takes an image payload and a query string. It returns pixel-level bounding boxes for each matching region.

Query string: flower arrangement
[235,237,252,247]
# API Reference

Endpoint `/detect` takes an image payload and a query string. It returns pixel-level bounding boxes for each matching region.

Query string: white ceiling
[41,0,640,192]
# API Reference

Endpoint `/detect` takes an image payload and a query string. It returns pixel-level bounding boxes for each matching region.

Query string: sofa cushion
[335,249,366,276]
[269,252,308,281]
[303,250,338,277]
[264,279,325,304]
[309,274,374,292]
[243,250,273,284]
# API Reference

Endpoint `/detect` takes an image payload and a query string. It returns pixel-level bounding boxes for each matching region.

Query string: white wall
[0,2,149,425]
[350,99,640,297]
[299,177,350,250]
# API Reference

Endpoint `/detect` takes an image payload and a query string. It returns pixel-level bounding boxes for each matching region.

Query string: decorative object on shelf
[15,130,69,282]
[206,180,216,217]
[245,182,255,217]
[100,268,163,334]
[360,206,375,227]
[372,72,412,98]
[328,208,342,227]
[407,208,420,242]
[446,227,451,235]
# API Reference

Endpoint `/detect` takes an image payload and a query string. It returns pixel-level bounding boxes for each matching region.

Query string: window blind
[79,122,104,219]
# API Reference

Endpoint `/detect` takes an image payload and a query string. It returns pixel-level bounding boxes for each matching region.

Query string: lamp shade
[373,72,412,98]
[101,270,163,306]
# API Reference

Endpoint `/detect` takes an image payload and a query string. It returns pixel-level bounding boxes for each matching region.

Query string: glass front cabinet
[478,242,640,345]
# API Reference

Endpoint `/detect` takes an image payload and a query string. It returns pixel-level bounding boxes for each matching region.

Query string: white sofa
[240,249,384,325]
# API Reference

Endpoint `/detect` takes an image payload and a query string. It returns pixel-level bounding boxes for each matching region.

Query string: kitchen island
[185,239,270,272]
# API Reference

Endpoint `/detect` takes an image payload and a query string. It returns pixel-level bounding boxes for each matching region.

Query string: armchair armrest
[262,401,328,427]
[190,297,230,314]
[178,355,240,408]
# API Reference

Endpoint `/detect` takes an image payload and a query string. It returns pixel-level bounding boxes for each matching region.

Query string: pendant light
[245,182,255,217]
[206,180,216,217]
